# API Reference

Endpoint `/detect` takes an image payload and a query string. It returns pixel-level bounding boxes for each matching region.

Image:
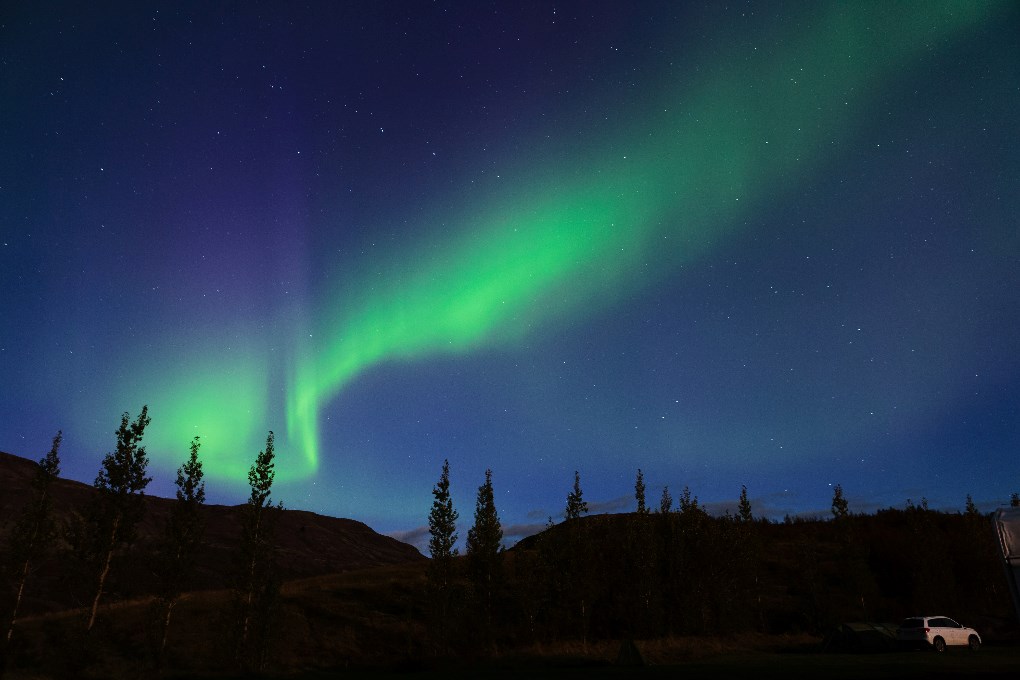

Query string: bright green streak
[287,179,660,474]
[106,2,999,481]
[285,1,1003,474]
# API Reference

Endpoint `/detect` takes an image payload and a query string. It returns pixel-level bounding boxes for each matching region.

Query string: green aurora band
[126,2,1005,481]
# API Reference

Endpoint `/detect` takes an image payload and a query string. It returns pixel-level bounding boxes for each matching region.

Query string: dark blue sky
[1,1,1017,548]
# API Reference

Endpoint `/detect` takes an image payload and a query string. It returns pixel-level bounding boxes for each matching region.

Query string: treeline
[0,407,285,675]
[423,466,1016,655]
[3,419,1017,672]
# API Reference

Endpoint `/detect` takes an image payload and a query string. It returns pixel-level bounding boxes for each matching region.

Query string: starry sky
[1,1,1017,548]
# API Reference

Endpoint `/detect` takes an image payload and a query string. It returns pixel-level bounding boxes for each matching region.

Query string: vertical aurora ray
[285,1,1006,476]
[287,180,661,472]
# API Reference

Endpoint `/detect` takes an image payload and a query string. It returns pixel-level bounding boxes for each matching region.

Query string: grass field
[5,626,1018,679]
[276,645,1020,679]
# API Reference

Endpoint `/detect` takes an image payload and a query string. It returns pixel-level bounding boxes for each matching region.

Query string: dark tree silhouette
[828,484,875,617]
[961,494,1002,612]
[3,432,62,650]
[626,471,656,635]
[673,486,710,631]
[634,469,647,515]
[678,485,697,513]
[659,485,672,514]
[565,471,587,520]
[428,459,459,576]
[82,407,152,633]
[562,471,593,649]
[738,485,753,523]
[831,484,849,519]
[234,432,283,671]
[1011,492,1019,508]
[734,484,762,629]
[466,468,503,642]
[153,437,206,662]
[426,459,459,651]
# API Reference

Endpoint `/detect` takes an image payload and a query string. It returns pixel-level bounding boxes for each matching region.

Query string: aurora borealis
[2,1,1017,545]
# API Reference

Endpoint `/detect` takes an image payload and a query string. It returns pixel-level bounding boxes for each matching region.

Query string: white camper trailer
[993,507,1020,624]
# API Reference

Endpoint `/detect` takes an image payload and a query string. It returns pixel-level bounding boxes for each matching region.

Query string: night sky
[2,1,1017,548]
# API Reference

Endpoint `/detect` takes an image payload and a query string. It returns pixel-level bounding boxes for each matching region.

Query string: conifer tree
[1011,492,1019,508]
[82,407,152,633]
[965,494,979,517]
[235,432,282,670]
[426,459,459,651]
[466,469,503,639]
[4,432,62,649]
[738,485,753,522]
[634,469,647,515]
[629,469,655,635]
[428,459,459,573]
[831,484,849,519]
[562,470,593,649]
[153,437,206,661]
[659,485,672,514]
[734,484,762,629]
[466,469,502,575]
[565,470,587,520]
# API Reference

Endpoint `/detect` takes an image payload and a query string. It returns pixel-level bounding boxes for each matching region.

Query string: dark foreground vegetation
[1,418,1018,678]
[2,506,1018,679]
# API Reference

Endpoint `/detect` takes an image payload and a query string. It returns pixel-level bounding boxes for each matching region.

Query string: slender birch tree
[634,469,647,515]
[82,407,151,634]
[3,432,62,649]
[659,485,672,514]
[738,485,753,522]
[153,437,205,662]
[234,432,282,670]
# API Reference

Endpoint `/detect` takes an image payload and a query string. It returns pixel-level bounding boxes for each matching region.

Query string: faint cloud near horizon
[389,521,548,553]
[388,525,429,553]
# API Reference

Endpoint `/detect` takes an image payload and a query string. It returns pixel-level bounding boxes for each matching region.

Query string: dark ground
[262,645,1020,680]
[121,643,1020,680]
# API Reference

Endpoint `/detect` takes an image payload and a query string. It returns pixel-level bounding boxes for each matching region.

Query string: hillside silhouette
[2,448,1018,677]
[0,449,423,619]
